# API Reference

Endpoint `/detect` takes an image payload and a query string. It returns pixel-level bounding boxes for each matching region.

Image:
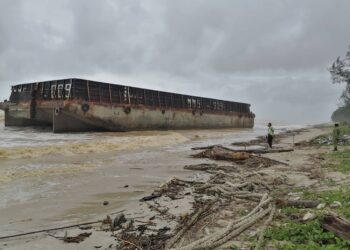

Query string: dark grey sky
[0,0,348,124]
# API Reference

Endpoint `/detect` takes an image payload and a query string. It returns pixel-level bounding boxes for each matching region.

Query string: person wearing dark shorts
[267,123,274,148]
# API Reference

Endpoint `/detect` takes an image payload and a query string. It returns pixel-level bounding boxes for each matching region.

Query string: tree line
[329,47,350,122]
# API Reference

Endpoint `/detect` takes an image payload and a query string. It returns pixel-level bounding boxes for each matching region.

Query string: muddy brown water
[0,120,306,237]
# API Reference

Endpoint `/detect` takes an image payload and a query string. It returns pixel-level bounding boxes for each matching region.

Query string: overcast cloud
[0,0,348,124]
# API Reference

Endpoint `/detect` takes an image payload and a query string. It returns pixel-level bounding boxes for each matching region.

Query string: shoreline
[0,125,332,249]
[0,126,270,236]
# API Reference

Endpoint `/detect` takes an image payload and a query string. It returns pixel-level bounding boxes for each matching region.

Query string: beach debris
[275,199,320,208]
[165,201,217,249]
[103,201,109,206]
[113,213,127,230]
[297,134,350,147]
[102,215,112,225]
[193,146,250,161]
[103,150,286,250]
[116,236,144,250]
[184,163,237,172]
[34,129,324,249]
[312,134,350,145]
[317,203,326,209]
[330,201,342,208]
[140,192,162,202]
[0,220,101,240]
[124,185,129,188]
[229,148,294,154]
[135,219,156,225]
[231,129,307,147]
[62,232,92,243]
[100,215,113,230]
[170,194,275,250]
[302,212,316,221]
[322,214,350,240]
[137,224,148,234]
[147,202,172,218]
[192,146,287,168]
[79,225,93,230]
[191,144,223,150]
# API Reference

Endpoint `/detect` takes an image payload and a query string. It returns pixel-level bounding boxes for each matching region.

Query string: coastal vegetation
[329,47,350,123]
[262,126,350,249]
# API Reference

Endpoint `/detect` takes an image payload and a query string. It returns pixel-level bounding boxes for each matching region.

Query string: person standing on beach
[267,123,274,148]
[333,123,341,151]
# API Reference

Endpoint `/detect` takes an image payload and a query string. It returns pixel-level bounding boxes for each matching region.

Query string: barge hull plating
[1,78,255,133]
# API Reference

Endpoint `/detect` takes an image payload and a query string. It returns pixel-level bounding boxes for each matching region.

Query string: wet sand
[0,124,310,249]
[0,126,272,230]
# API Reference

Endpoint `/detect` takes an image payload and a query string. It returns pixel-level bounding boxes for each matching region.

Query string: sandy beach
[1,124,337,249]
[0,120,274,246]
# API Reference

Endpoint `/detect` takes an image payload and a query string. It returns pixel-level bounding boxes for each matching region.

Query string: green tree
[340,84,350,107]
[329,46,350,86]
[329,46,350,122]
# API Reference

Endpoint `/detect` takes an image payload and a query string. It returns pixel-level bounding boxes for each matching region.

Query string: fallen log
[275,199,320,208]
[191,145,221,150]
[184,163,238,172]
[231,148,294,154]
[193,146,250,161]
[184,163,218,171]
[191,145,235,151]
[322,214,350,240]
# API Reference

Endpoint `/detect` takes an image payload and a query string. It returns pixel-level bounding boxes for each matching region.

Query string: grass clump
[265,220,350,250]
[340,124,350,135]
[322,149,350,173]
[303,187,350,219]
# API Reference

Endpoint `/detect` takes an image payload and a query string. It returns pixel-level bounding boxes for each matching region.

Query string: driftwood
[275,199,320,208]
[62,232,92,243]
[193,146,250,161]
[231,148,294,154]
[192,146,287,168]
[140,192,161,202]
[184,163,238,172]
[184,163,218,170]
[191,145,221,150]
[191,145,234,151]
[231,137,267,146]
[322,214,350,240]
[115,236,143,250]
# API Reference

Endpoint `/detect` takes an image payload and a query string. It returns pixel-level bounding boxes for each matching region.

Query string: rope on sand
[165,201,217,249]
[174,194,273,250]
[254,205,276,250]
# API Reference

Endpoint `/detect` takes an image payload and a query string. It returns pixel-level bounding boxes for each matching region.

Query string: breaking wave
[0,132,189,159]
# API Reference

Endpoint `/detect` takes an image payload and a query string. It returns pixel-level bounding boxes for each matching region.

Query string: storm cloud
[0,0,348,123]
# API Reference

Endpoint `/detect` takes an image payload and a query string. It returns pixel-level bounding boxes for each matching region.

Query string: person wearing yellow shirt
[267,123,274,148]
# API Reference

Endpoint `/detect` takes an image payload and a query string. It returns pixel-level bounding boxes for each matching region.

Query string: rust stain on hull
[1,78,255,133]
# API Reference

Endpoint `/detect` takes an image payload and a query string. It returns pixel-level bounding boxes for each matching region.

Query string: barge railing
[8,78,252,114]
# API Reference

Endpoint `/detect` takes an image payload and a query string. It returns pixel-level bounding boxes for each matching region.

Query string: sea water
[0,109,305,215]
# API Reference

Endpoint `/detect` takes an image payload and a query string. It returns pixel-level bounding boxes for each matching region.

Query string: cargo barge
[0,78,255,133]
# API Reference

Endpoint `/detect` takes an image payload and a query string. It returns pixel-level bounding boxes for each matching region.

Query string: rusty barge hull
[1,78,255,133]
